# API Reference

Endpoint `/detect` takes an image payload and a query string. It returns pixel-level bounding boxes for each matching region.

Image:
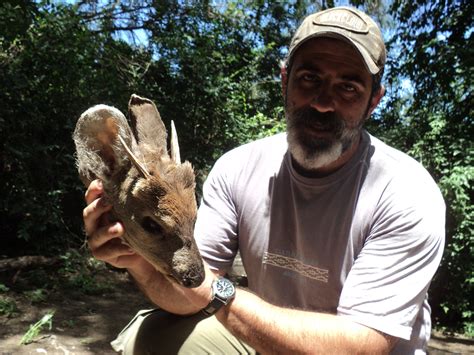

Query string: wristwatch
[202,277,236,316]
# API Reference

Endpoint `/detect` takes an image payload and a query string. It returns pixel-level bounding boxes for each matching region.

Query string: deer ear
[128,94,167,156]
[73,105,138,185]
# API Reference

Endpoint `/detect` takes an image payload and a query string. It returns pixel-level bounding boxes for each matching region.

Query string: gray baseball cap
[287,7,386,74]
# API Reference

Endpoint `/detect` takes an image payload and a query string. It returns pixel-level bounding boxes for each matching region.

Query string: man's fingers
[82,179,142,270]
[91,237,135,266]
[92,238,142,268]
[84,179,104,205]
[87,222,124,249]
[83,197,113,236]
[113,254,145,269]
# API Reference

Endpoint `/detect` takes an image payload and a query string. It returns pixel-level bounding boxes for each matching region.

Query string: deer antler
[118,135,151,179]
[170,120,181,165]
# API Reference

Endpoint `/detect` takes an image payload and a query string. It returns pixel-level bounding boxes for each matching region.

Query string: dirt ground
[1,266,473,355]
[0,269,153,354]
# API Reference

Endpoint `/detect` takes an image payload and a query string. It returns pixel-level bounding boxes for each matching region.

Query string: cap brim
[289,31,380,75]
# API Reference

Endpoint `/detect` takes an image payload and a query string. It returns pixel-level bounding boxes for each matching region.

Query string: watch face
[216,278,235,298]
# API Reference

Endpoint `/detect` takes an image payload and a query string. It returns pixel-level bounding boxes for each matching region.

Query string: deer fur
[73,94,204,288]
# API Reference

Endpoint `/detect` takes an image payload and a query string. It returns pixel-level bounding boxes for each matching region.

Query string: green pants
[111,309,256,355]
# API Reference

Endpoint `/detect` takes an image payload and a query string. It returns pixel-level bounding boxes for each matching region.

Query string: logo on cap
[313,8,369,34]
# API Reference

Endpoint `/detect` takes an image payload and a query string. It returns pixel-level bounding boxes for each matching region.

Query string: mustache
[288,107,345,134]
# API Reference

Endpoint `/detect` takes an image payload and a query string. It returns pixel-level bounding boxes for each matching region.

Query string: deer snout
[181,267,205,288]
[171,242,205,288]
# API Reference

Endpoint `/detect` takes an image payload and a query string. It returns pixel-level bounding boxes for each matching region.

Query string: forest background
[0,0,472,335]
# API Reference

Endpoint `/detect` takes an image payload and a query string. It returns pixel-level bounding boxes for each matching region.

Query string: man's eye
[341,84,356,92]
[302,74,318,82]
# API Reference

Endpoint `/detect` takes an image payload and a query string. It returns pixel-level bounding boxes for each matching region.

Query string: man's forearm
[216,288,395,354]
[128,268,207,315]
[127,262,218,315]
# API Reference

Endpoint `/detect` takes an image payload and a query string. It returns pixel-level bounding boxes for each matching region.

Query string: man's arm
[216,288,397,354]
[83,179,216,315]
[127,261,396,353]
[126,261,222,315]
[85,180,396,351]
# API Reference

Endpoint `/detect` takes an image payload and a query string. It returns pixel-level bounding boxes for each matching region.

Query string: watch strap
[202,296,225,316]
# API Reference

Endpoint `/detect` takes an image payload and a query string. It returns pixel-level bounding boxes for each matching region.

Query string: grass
[59,249,115,295]
[0,249,116,325]
[20,311,55,345]
[464,322,474,338]
[24,289,48,304]
[3,249,116,297]
[0,295,18,317]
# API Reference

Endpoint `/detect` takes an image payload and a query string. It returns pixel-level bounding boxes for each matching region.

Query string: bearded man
[83,6,445,354]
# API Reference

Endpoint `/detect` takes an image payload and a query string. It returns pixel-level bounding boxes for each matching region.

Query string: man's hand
[82,179,217,313]
[83,179,155,276]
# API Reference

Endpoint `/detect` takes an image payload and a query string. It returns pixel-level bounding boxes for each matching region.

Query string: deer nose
[181,269,205,288]
[182,277,194,288]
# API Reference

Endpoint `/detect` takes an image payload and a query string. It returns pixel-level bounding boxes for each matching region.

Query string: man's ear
[281,64,288,97]
[367,85,385,116]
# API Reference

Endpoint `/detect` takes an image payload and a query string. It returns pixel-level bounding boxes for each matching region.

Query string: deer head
[73,94,204,288]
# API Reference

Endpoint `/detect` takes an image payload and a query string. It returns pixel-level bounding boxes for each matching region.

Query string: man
[84,6,445,354]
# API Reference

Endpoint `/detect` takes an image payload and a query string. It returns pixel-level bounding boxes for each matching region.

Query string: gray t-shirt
[195,131,445,354]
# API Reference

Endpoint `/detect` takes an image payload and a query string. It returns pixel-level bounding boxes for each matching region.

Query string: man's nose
[310,86,335,113]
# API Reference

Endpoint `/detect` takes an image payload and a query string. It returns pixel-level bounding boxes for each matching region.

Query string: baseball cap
[287,7,386,75]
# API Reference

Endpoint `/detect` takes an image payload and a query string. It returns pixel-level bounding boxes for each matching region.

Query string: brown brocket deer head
[73,94,204,288]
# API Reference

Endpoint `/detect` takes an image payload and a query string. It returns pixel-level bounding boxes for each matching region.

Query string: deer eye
[141,217,164,236]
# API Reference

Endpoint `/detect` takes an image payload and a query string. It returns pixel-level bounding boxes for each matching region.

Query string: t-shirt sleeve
[337,173,445,340]
[194,154,239,272]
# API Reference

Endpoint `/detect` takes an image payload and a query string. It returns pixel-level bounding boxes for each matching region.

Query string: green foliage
[24,289,48,304]
[0,1,153,254]
[125,1,301,176]
[464,321,474,338]
[0,296,18,317]
[59,250,114,295]
[17,268,52,290]
[0,281,16,317]
[0,0,472,333]
[5,250,115,296]
[378,0,474,333]
[20,311,54,345]
[1,0,303,242]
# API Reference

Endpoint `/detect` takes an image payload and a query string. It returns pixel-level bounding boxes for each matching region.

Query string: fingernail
[110,222,122,234]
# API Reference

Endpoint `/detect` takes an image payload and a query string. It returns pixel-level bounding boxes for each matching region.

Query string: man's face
[284,37,382,171]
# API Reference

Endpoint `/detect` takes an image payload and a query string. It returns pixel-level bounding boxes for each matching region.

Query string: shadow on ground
[1,262,473,354]
[0,268,153,354]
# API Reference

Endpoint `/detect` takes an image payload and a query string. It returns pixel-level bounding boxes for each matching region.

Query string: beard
[286,106,365,171]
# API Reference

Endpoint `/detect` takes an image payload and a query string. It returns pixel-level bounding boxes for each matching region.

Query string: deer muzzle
[171,245,205,288]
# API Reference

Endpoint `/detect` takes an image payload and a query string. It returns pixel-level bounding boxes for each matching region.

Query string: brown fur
[73,95,204,288]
